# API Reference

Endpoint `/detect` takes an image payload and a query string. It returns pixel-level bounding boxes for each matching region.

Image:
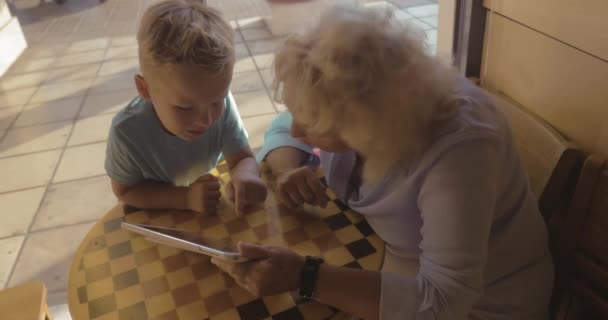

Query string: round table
[68,164,385,320]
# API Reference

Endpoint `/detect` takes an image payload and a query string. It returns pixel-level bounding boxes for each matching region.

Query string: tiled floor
[0,0,437,318]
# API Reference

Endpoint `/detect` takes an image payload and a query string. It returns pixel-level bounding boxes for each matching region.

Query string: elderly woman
[212,7,553,320]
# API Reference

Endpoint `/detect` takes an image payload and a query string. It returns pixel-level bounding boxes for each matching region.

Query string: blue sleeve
[255,111,316,163]
[220,92,250,156]
[105,127,144,186]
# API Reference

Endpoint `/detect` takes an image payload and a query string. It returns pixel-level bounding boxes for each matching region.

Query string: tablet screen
[138,224,239,253]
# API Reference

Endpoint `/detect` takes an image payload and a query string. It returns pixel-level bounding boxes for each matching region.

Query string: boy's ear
[134,74,151,100]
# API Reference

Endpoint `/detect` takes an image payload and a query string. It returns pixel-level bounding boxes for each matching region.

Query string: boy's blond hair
[138,0,234,74]
[273,6,459,181]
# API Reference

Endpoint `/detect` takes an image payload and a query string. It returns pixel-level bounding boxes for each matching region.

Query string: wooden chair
[0,281,53,320]
[550,155,608,320]
[483,89,582,223]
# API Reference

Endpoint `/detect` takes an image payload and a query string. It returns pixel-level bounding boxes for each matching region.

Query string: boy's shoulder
[110,96,155,136]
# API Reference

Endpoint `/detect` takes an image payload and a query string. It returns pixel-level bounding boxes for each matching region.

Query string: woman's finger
[211,257,248,281]
[278,187,297,209]
[238,242,270,259]
[296,181,315,204]
[306,175,329,208]
[287,186,305,206]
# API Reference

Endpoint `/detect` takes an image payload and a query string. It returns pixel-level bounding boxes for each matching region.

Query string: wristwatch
[298,256,324,299]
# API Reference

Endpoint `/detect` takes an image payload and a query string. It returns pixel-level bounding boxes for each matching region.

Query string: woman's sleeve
[380,137,502,319]
[255,111,316,163]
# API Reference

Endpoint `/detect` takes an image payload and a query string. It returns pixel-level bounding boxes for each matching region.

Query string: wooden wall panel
[481,13,608,156]
[483,0,608,61]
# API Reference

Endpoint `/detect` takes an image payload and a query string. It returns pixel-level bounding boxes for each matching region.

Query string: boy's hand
[226,173,267,216]
[276,167,329,209]
[187,174,221,214]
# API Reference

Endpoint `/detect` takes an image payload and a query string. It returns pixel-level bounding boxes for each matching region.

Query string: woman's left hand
[211,242,305,297]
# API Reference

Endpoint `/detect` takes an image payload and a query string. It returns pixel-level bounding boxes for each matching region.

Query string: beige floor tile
[0,106,21,131]
[406,18,433,31]
[46,64,101,84]
[98,58,139,76]
[231,71,265,93]
[242,114,277,149]
[110,36,137,47]
[235,31,244,43]
[79,89,135,118]
[394,9,415,21]
[0,188,46,238]
[8,222,94,293]
[68,113,113,146]
[364,1,399,11]
[0,236,25,289]
[22,44,67,59]
[405,3,438,17]
[0,87,37,108]
[0,149,62,193]
[49,304,71,320]
[0,121,72,157]
[56,50,106,68]
[30,80,91,104]
[252,53,273,70]
[236,17,265,29]
[232,90,276,118]
[240,26,273,42]
[419,16,438,28]
[54,142,107,183]
[65,38,111,54]
[8,56,56,74]
[13,97,83,128]
[235,43,250,59]
[259,68,273,89]
[0,71,48,92]
[33,176,116,231]
[247,38,283,55]
[89,74,136,94]
[234,56,257,74]
[105,45,138,60]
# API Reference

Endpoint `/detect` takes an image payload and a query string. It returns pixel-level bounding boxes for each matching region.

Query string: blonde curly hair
[273,6,458,181]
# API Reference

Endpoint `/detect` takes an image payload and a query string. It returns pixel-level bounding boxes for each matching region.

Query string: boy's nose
[196,108,213,126]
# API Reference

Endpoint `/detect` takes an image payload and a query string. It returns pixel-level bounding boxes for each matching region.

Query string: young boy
[105,0,266,215]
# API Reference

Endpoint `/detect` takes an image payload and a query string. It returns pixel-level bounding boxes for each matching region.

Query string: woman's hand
[276,167,329,209]
[211,242,305,297]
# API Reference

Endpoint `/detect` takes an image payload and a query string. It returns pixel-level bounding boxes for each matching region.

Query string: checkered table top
[68,163,385,320]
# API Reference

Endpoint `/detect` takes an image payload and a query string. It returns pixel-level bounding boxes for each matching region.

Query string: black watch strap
[298,256,324,299]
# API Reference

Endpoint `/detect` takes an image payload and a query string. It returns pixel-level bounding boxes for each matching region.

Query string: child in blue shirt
[105,0,266,215]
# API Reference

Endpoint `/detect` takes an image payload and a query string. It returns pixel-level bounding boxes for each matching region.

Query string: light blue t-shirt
[105,92,248,187]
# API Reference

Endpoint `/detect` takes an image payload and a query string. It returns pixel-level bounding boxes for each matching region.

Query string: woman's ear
[134,74,151,100]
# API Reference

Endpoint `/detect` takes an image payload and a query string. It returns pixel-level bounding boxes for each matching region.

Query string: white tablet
[121,222,248,262]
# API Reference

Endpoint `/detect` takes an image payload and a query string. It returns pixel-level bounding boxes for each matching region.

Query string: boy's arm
[111,179,190,210]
